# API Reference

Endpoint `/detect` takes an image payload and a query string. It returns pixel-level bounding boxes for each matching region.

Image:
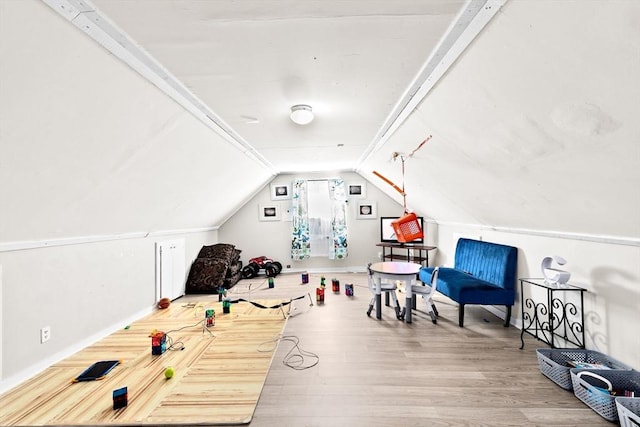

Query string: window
[306,180,331,257]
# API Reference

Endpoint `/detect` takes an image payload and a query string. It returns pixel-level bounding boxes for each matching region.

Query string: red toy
[241,256,283,279]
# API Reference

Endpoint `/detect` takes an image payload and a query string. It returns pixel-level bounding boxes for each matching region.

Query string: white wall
[355,0,640,369]
[0,0,270,393]
[218,172,422,272]
[434,224,639,368]
[0,230,217,394]
[0,265,3,381]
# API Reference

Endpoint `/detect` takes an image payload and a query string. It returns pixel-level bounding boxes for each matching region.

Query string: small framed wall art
[270,183,291,200]
[356,201,377,219]
[259,204,281,221]
[348,182,366,198]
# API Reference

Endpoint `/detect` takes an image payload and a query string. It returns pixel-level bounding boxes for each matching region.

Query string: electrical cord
[287,294,314,318]
[258,335,319,370]
[164,319,216,351]
[227,293,310,309]
[227,281,268,295]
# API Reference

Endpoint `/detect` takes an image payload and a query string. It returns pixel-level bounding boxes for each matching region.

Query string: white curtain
[328,178,348,259]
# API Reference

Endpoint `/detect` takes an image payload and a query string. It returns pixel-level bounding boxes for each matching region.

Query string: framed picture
[348,182,366,198]
[259,204,281,221]
[270,183,291,200]
[380,216,424,243]
[356,201,377,219]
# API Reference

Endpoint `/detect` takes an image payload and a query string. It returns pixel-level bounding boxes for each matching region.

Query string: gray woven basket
[616,397,640,427]
[536,348,632,390]
[571,369,640,422]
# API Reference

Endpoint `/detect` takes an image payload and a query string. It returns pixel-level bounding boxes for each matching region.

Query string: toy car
[241,256,283,279]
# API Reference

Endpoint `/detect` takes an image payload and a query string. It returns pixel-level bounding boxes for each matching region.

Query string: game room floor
[213,272,610,427]
[0,272,611,426]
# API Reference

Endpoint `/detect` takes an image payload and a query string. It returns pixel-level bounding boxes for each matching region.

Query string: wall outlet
[40,326,51,343]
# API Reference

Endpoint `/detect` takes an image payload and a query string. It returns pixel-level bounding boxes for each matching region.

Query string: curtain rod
[297,178,341,182]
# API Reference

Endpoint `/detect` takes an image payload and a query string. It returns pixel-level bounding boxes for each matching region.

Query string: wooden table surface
[0,299,288,426]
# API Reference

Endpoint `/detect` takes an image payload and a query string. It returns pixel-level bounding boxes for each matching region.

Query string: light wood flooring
[227,272,610,427]
[2,271,611,426]
[0,296,288,426]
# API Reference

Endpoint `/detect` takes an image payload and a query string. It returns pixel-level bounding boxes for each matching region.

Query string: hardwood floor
[0,295,288,426]
[226,272,610,427]
[1,271,610,426]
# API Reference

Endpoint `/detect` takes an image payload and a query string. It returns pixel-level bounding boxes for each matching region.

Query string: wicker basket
[616,397,640,427]
[571,369,640,422]
[391,213,423,243]
[536,348,632,390]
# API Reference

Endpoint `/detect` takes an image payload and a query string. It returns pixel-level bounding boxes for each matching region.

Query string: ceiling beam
[356,0,508,170]
[41,0,277,175]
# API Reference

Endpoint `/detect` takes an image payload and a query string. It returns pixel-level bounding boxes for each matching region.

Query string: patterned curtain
[328,178,348,259]
[290,179,311,260]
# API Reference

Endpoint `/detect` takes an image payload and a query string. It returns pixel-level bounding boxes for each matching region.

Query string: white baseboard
[278,266,368,274]
[481,304,522,329]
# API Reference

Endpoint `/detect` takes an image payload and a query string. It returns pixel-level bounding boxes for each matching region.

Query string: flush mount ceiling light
[290,104,314,125]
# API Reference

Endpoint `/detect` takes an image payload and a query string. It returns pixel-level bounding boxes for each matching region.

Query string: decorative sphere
[164,366,175,379]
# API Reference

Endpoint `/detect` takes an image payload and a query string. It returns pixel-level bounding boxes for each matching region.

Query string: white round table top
[369,261,422,275]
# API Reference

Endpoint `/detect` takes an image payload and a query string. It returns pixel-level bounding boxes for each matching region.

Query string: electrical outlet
[40,326,51,343]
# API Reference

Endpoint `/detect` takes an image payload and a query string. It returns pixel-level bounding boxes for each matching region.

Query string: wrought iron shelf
[519,278,587,350]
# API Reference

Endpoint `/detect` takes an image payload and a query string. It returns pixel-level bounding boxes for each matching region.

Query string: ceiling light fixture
[290,104,314,125]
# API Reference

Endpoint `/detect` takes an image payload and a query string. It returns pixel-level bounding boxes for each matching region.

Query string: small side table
[519,278,587,350]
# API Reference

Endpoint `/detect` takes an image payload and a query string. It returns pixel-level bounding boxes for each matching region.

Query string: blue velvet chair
[419,238,518,327]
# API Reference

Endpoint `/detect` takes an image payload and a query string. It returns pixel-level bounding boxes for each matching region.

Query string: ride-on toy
[241,256,283,279]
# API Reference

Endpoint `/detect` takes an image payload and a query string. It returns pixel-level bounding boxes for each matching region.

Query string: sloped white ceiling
[86,0,474,172]
[0,0,272,242]
[360,0,640,239]
[1,0,638,244]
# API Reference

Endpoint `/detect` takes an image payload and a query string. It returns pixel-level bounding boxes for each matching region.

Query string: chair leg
[431,303,439,317]
[504,305,512,327]
[458,304,465,327]
[366,296,375,317]
[390,292,405,320]
[420,296,437,324]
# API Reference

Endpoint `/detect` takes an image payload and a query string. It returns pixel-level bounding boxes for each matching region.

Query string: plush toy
[157,297,171,309]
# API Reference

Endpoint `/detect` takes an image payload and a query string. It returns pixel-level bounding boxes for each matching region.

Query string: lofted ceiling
[2,0,637,243]
[45,0,503,173]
